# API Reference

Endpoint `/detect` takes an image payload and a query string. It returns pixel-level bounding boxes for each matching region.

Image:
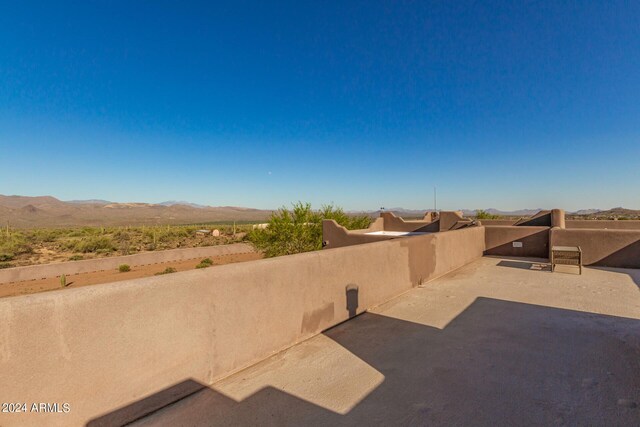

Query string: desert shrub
[119,240,132,255]
[113,230,132,241]
[143,229,157,241]
[27,228,65,243]
[68,255,84,261]
[158,228,189,242]
[248,202,371,257]
[67,227,101,238]
[155,267,177,275]
[118,264,131,272]
[73,236,116,253]
[0,233,33,260]
[475,210,501,220]
[0,262,13,269]
[195,257,214,268]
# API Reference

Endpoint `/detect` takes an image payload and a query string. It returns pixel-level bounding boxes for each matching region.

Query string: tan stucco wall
[0,243,254,284]
[438,211,466,231]
[322,211,473,249]
[479,219,518,226]
[0,227,485,427]
[550,228,640,267]
[484,226,549,258]
[483,216,640,230]
[566,220,640,230]
[322,219,395,249]
[379,212,439,232]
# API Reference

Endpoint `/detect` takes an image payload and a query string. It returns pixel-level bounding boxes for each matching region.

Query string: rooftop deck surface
[133,257,640,426]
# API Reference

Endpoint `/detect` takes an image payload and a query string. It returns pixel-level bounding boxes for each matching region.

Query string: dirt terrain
[0,223,256,268]
[0,251,263,298]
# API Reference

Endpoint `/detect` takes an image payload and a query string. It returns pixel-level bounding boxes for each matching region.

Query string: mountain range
[1,195,637,228]
[0,195,272,228]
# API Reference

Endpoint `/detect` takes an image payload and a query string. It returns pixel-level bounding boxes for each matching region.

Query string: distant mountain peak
[66,199,112,205]
[158,201,208,208]
[0,194,270,227]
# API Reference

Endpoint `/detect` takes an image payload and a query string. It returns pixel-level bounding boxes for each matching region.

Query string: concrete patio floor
[132,257,640,426]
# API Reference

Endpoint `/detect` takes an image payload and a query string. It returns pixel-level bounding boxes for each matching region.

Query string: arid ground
[0,251,263,298]
[0,223,258,268]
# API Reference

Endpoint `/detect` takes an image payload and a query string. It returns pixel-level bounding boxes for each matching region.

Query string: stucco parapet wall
[376,211,469,233]
[378,212,439,232]
[0,226,485,426]
[480,209,565,228]
[480,219,519,226]
[550,227,640,268]
[566,220,640,230]
[322,219,396,249]
[484,225,549,258]
[323,211,476,249]
[0,243,255,284]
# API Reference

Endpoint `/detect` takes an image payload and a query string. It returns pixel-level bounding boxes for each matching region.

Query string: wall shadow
[345,284,359,318]
[514,211,551,227]
[497,260,551,271]
[594,240,640,270]
[87,380,207,426]
[412,222,440,233]
[89,297,640,426]
[484,229,549,258]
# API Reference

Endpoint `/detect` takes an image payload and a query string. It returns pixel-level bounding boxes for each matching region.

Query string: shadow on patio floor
[497,259,551,271]
[89,297,640,426]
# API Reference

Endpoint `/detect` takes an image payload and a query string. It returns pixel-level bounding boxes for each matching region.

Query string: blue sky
[1,1,639,211]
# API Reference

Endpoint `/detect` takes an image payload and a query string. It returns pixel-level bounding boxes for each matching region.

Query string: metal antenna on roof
[434,187,437,212]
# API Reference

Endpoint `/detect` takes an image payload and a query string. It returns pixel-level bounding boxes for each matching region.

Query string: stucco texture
[0,227,485,426]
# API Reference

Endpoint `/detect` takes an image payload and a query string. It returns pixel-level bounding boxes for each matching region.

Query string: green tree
[249,202,371,257]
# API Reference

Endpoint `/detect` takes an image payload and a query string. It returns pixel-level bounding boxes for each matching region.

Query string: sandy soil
[0,252,263,299]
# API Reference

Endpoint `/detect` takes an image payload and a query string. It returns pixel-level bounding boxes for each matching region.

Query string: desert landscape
[0,194,272,228]
[3,194,640,271]
[0,194,270,268]
[2,2,640,425]
[0,222,257,268]
[0,194,272,298]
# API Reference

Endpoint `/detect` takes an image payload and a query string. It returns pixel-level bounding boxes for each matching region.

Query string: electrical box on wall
[513,242,523,248]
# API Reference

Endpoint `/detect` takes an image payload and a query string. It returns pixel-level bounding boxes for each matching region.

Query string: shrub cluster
[0,233,33,261]
[72,236,116,253]
[0,222,256,266]
[195,257,214,269]
[155,267,177,275]
[248,202,371,257]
